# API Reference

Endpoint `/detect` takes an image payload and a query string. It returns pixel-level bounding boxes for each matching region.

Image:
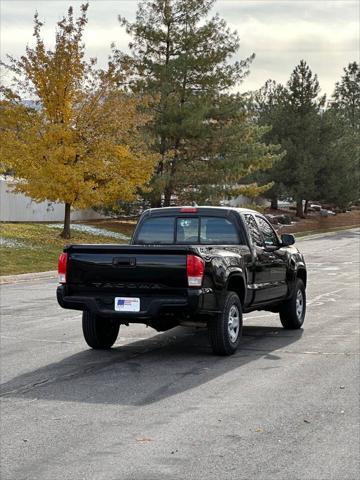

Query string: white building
[0,176,106,222]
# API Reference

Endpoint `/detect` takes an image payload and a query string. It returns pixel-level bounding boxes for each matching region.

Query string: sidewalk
[0,270,57,285]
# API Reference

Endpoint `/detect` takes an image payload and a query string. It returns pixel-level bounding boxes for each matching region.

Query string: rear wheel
[208,292,242,356]
[279,278,306,329]
[82,311,120,349]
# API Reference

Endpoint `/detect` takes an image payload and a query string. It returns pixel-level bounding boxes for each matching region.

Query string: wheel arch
[226,274,246,306]
[297,268,307,288]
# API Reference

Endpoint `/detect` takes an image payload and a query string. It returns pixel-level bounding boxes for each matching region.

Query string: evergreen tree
[252,61,324,216]
[250,80,289,209]
[332,62,360,131]
[112,0,280,206]
[285,60,325,216]
[315,109,359,209]
[315,62,360,208]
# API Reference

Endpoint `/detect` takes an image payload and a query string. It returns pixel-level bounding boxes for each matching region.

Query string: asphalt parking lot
[1,229,359,480]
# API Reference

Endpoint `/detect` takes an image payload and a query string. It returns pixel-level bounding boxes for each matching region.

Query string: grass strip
[0,223,129,275]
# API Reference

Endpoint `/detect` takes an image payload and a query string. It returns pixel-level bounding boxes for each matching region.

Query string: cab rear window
[136,216,240,245]
[200,217,239,244]
[136,217,175,244]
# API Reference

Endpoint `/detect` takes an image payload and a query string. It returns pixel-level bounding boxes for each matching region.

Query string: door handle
[112,257,136,267]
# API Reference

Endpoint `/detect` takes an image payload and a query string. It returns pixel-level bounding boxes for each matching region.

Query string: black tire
[208,292,242,356]
[279,278,306,329]
[82,311,120,349]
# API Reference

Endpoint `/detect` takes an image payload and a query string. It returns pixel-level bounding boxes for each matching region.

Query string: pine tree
[112,0,280,206]
[0,4,157,237]
[250,80,289,209]
[253,61,324,217]
[315,109,359,209]
[315,62,360,208]
[285,60,325,216]
[332,62,360,131]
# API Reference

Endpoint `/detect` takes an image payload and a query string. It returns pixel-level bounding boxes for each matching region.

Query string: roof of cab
[143,206,260,216]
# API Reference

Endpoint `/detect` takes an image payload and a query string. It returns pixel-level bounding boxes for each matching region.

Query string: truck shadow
[0,325,303,406]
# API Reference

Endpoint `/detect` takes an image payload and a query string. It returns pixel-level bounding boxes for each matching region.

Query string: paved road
[1,229,359,480]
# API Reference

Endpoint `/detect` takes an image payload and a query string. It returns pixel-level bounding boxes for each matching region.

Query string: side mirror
[281,233,295,246]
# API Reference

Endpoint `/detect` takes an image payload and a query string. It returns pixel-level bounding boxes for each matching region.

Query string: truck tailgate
[65,244,194,292]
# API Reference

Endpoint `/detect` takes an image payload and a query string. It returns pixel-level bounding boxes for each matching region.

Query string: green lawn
[0,222,131,276]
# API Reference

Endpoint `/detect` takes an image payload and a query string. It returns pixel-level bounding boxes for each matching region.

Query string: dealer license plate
[114,297,140,312]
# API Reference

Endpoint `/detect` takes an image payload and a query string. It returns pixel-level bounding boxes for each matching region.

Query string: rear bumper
[56,285,213,320]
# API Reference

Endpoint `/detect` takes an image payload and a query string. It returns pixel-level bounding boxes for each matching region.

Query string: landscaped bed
[273,208,360,235]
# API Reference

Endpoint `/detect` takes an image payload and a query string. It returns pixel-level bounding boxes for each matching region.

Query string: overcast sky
[1,0,359,96]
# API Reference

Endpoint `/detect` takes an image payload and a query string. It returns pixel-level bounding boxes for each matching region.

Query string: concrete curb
[296,226,359,241]
[0,270,57,285]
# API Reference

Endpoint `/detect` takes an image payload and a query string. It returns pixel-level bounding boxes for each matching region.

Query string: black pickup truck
[57,206,307,355]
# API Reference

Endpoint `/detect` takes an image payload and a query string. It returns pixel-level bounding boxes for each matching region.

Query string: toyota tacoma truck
[57,207,307,355]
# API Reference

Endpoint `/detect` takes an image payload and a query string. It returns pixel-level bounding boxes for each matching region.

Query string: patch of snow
[46,224,130,240]
[0,237,29,248]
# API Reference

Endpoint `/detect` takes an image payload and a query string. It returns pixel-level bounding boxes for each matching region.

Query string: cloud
[217,0,359,93]
[1,0,358,96]
[217,0,357,24]
[234,18,357,53]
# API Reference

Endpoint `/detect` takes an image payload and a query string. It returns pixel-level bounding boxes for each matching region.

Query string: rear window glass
[136,216,239,244]
[136,217,174,244]
[177,218,199,243]
[200,217,239,244]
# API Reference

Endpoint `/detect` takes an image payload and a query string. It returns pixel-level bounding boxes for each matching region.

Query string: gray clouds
[1,0,358,95]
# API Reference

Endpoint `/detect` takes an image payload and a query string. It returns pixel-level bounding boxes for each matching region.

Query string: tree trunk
[164,187,172,207]
[304,199,310,215]
[150,196,162,208]
[296,198,304,218]
[60,203,71,239]
[270,196,278,210]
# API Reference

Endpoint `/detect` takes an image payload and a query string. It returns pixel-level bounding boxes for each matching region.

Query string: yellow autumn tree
[0,4,157,238]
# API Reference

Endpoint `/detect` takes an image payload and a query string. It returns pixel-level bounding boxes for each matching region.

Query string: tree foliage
[253,60,359,213]
[284,61,325,215]
[332,61,360,131]
[0,4,157,237]
[315,62,360,208]
[315,110,359,208]
[112,0,280,206]
[252,61,325,215]
[250,80,289,207]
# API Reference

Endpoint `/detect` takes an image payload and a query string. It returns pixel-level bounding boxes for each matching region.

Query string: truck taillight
[180,207,198,213]
[187,254,204,287]
[58,253,68,284]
